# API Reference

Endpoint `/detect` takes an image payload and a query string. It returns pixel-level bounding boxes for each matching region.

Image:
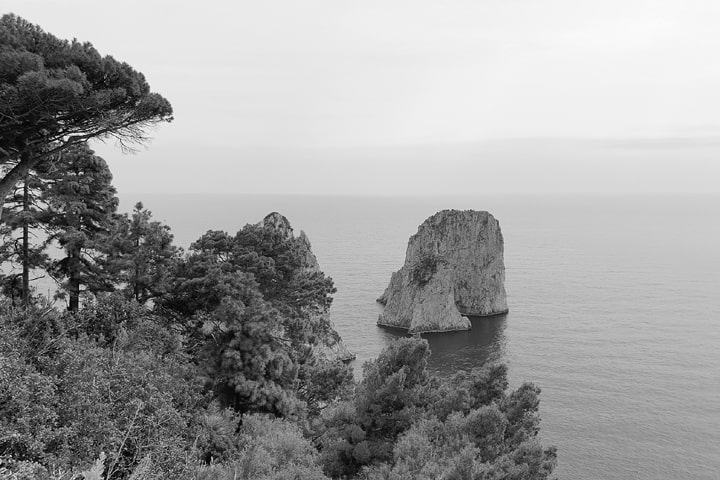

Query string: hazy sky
[5,0,720,195]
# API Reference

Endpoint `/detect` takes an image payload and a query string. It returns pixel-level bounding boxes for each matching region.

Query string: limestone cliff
[377,210,508,333]
[261,213,355,361]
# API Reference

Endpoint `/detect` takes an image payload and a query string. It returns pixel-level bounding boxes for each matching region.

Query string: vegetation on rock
[410,253,439,286]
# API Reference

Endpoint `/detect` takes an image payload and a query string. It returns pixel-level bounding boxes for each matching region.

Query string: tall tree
[41,143,119,311]
[0,14,173,215]
[0,156,51,304]
[107,202,181,304]
[164,221,337,355]
[160,219,344,417]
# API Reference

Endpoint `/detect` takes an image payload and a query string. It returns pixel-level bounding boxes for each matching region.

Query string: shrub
[0,298,205,478]
[409,254,438,286]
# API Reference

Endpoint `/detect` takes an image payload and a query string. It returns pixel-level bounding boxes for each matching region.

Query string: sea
[115,193,719,480]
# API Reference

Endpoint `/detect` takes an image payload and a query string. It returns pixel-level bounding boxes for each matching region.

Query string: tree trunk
[22,174,30,305]
[0,149,37,224]
[134,234,141,303]
[68,248,81,311]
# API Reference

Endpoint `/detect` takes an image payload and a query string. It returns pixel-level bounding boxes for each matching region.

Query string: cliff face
[262,213,355,361]
[377,210,508,333]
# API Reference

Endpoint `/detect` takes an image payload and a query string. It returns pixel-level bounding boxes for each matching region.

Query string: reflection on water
[366,314,508,376]
[423,314,508,375]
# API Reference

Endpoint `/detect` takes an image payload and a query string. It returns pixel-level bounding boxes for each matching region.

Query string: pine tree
[107,202,181,304]
[40,143,119,311]
[0,158,51,304]
[161,221,342,417]
[0,14,173,214]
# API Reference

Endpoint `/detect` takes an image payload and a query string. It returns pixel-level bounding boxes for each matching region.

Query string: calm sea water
[119,193,719,480]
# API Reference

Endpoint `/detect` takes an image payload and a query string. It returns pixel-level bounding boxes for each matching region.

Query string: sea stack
[262,213,355,361]
[377,210,508,333]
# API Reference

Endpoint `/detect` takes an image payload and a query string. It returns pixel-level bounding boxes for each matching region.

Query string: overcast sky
[5,0,720,195]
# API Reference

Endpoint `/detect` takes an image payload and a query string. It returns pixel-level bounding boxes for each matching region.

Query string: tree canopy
[316,337,557,479]
[160,219,346,418]
[0,14,172,212]
[106,202,181,304]
[40,143,119,311]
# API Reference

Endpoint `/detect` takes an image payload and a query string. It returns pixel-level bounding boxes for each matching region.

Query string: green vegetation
[410,253,439,286]
[40,143,119,311]
[0,14,172,211]
[0,15,557,480]
[107,202,180,305]
[0,294,556,479]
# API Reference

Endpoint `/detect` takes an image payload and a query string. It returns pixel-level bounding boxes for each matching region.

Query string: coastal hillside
[0,15,556,480]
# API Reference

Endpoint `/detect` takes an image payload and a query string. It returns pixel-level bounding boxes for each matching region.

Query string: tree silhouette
[41,143,119,311]
[0,14,172,217]
[107,202,180,304]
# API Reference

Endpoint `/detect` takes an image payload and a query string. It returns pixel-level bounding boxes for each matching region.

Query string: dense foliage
[0,293,556,480]
[315,339,556,479]
[106,202,181,304]
[40,143,120,311]
[0,14,556,480]
[0,146,556,480]
[159,219,348,419]
[0,14,172,215]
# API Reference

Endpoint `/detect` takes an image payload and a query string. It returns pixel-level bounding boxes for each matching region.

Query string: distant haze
[5,1,720,195]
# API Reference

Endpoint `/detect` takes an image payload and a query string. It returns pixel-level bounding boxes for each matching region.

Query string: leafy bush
[189,414,329,480]
[0,273,556,480]
[316,337,556,479]
[0,298,205,479]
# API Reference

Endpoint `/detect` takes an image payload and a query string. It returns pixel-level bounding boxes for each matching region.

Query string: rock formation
[261,213,355,361]
[377,210,508,333]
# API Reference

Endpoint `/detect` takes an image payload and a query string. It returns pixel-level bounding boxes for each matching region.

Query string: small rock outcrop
[262,213,355,362]
[377,210,508,333]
